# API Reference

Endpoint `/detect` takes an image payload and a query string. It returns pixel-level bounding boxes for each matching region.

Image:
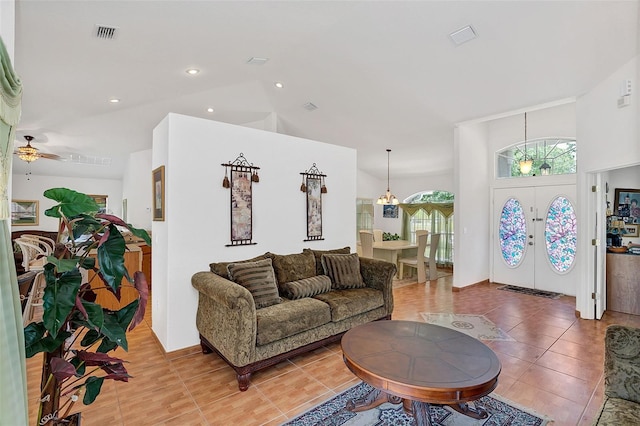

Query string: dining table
[372,240,418,278]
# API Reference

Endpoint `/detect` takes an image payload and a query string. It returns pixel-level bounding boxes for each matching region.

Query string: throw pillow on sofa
[227,258,281,309]
[280,275,332,300]
[210,253,270,277]
[267,250,316,285]
[303,246,351,276]
[321,253,365,289]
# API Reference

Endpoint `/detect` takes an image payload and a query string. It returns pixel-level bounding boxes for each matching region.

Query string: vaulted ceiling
[10,1,639,180]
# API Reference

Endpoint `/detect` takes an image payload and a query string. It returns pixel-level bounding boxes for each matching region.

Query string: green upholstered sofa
[593,325,640,425]
[191,248,396,391]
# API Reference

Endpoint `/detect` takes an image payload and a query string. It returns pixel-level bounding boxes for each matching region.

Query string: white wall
[122,149,152,230]
[575,55,640,318]
[453,123,491,288]
[11,174,122,232]
[152,114,357,352]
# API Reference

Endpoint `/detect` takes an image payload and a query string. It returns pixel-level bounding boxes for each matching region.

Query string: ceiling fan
[14,135,61,163]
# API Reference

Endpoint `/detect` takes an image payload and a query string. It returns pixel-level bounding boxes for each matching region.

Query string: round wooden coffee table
[341,320,501,426]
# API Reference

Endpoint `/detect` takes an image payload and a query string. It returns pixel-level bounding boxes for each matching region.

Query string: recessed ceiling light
[449,25,477,46]
[186,68,200,75]
[109,98,120,103]
[206,107,214,113]
[274,82,284,89]
[246,57,269,65]
[303,102,318,111]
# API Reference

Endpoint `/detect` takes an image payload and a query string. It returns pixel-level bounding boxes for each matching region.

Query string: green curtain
[398,202,454,218]
[0,35,27,425]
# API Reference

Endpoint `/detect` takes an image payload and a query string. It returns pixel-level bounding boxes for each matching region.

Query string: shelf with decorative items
[221,153,260,247]
[300,163,327,242]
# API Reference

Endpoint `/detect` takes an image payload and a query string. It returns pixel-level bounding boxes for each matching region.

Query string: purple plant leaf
[51,357,77,382]
[129,272,149,331]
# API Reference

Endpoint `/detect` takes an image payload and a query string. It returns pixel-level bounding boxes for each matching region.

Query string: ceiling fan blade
[38,153,62,160]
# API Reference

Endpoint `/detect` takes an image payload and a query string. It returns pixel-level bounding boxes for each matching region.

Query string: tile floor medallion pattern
[496,285,563,299]
[420,313,515,341]
[281,382,550,426]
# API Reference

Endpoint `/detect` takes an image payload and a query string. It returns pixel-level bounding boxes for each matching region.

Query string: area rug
[420,313,515,341]
[496,285,562,300]
[281,382,550,426]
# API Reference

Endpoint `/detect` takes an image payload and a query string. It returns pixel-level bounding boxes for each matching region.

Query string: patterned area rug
[281,382,550,426]
[497,285,563,299]
[420,313,515,341]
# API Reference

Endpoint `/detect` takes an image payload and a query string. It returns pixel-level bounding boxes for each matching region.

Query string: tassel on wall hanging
[300,163,327,242]
[221,153,260,246]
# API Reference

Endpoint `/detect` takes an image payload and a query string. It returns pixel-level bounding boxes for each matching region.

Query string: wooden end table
[341,320,501,426]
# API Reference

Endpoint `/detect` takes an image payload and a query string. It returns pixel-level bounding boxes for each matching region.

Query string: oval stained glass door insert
[545,196,577,273]
[499,198,527,267]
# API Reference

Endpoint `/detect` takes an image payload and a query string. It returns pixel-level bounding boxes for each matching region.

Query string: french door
[492,185,578,296]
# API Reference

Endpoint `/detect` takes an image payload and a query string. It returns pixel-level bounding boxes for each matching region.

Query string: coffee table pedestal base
[348,389,489,426]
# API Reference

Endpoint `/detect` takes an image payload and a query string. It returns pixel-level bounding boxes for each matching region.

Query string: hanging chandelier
[519,112,533,174]
[17,136,39,163]
[377,149,399,205]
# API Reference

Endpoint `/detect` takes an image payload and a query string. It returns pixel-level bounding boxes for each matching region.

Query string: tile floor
[26,275,640,425]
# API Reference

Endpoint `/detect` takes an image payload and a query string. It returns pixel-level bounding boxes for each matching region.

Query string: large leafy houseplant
[24,188,151,425]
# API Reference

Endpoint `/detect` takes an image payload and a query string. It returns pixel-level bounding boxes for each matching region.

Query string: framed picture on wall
[624,224,639,238]
[11,200,39,226]
[152,166,165,221]
[614,188,640,223]
[383,204,398,218]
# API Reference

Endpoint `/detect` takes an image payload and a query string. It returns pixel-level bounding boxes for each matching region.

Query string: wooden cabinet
[140,244,151,289]
[606,253,640,315]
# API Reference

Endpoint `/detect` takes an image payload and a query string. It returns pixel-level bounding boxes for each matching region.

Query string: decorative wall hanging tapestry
[300,163,327,241]
[222,153,260,246]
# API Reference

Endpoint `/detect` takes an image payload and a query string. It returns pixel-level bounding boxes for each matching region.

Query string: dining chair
[14,238,49,272]
[359,230,374,258]
[20,234,55,255]
[398,230,429,282]
[373,229,384,242]
[424,233,441,280]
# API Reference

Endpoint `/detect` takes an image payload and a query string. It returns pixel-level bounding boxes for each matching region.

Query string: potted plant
[24,188,151,425]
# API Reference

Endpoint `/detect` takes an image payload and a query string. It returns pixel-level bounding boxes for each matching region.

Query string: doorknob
[528,235,533,238]
[528,242,534,245]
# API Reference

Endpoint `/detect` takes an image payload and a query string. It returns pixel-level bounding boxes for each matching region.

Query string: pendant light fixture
[377,149,399,205]
[519,112,533,174]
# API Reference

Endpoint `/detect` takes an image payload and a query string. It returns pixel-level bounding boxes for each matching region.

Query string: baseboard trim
[148,329,201,361]
[452,279,490,292]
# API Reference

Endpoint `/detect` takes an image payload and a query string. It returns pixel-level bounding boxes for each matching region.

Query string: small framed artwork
[122,199,128,222]
[305,176,323,241]
[89,194,108,213]
[152,166,165,221]
[614,188,640,223]
[383,204,398,218]
[11,200,39,226]
[624,224,639,237]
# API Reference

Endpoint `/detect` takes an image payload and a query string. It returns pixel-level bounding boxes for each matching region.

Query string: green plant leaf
[69,214,102,239]
[79,257,96,270]
[46,257,78,273]
[97,338,118,353]
[71,301,104,332]
[70,356,86,376]
[24,322,71,358]
[83,376,104,405]
[100,300,139,352]
[97,225,129,290]
[96,214,152,246]
[43,267,82,337]
[80,329,101,347]
[43,188,100,218]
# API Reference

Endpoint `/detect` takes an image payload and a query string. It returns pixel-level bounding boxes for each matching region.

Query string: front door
[493,185,578,296]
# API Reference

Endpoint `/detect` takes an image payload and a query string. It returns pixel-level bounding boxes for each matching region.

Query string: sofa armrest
[359,257,396,315]
[604,325,640,404]
[191,271,257,367]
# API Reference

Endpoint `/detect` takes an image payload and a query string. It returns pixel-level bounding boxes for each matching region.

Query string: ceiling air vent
[303,102,318,111]
[95,25,118,40]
